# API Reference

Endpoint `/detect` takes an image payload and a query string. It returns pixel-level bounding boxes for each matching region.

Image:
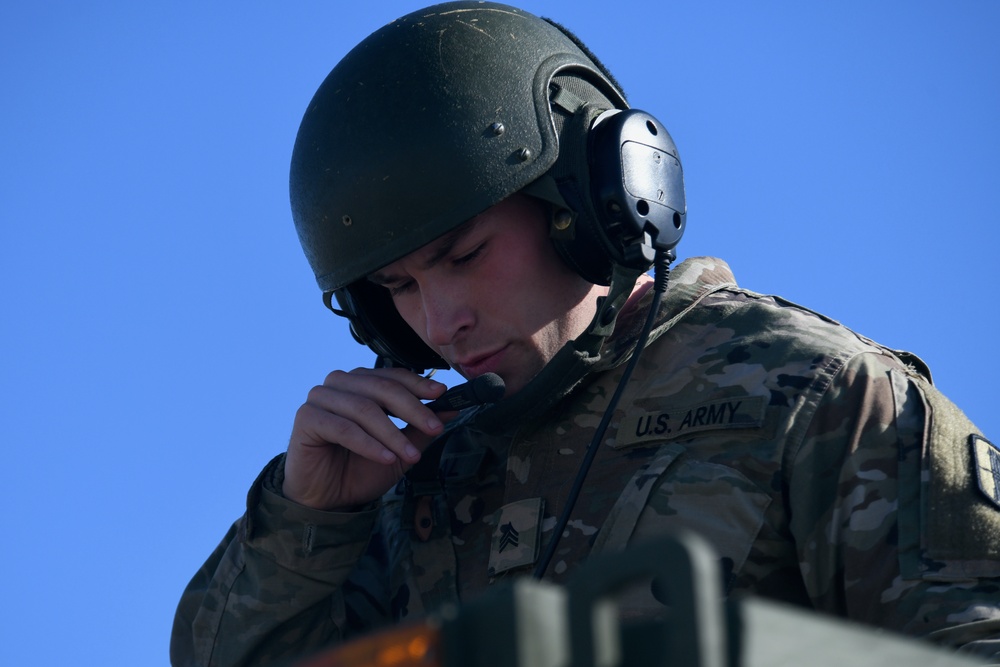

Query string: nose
[419,280,474,348]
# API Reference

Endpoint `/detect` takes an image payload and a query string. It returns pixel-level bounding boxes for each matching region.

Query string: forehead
[366,194,547,284]
[368,217,482,284]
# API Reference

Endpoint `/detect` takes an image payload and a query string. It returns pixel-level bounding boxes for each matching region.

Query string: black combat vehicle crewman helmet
[290,1,685,371]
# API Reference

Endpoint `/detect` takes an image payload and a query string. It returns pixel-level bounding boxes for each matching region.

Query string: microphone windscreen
[425,372,506,412]
[469,372,505,403]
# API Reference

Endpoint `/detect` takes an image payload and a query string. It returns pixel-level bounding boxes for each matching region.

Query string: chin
[499,369,537,398]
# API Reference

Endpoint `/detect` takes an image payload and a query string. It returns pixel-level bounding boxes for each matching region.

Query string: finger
[293,401,416,465]
[328,367,447,400]
[319,369,447,435]
[299,386,445,463]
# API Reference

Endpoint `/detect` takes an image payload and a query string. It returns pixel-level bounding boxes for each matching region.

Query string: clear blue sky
[2,2,997,665]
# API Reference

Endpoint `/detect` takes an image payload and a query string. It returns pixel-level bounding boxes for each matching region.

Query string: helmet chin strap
[575,261,648,354]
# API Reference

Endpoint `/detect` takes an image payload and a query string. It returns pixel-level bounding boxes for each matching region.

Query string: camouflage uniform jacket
[171,257,1000,666]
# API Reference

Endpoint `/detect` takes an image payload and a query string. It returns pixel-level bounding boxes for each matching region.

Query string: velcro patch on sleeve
[972,435,1000,509]
[922,382,1000,564]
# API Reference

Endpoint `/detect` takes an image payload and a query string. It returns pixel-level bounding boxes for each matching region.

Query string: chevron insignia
[488,498,544,576]
[498,522,520,553]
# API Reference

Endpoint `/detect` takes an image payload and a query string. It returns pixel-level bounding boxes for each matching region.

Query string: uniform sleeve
[787,351,1000,662]
[170,455,381,667]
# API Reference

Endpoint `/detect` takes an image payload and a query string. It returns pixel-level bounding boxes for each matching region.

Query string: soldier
[171,2,1000,665]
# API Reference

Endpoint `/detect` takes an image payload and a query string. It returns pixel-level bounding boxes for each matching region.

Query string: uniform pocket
[593,443,772,582]
[635,455,772,582]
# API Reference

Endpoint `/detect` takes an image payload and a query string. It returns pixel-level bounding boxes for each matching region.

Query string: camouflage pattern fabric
[171,257,1000,666]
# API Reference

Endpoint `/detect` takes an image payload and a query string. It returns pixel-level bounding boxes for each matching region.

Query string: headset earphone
[589,108,686,264]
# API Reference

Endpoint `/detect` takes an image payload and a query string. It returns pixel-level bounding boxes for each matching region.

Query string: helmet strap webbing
[579,262,647,344]
[542,18,628,104]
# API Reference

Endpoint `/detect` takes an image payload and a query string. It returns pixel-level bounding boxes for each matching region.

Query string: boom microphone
[426,373,505,412]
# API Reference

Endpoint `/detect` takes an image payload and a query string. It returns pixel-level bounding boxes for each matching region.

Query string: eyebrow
[368,219,480,286]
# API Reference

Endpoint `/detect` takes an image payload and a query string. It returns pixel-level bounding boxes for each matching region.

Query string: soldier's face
[369,194,606,395]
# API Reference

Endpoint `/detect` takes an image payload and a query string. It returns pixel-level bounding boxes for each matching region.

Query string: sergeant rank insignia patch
[488,497,544,577]
[972,435,1000,509]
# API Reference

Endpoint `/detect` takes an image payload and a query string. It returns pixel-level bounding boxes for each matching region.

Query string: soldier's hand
[282,367,450,511]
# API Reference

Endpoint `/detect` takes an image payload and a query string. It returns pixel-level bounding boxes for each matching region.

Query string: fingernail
[380,449,396,463]
[427,416,442,431]
[404,444,420,459]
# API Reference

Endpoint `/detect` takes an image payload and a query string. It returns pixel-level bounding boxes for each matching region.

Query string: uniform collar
[595,256,737,372]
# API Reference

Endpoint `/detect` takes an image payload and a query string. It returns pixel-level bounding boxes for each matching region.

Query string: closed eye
[453,242,486,267]
[387,279,416,297]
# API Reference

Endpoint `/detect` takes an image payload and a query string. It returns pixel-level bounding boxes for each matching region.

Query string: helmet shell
[290,1,626,293]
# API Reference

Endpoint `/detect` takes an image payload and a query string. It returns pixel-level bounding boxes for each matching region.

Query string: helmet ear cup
[587,109,686,258]
[550,107,686,283]
[540,77,685,285]
[332,283,447,372]
[547,203,615,286]
[539,85,619,285]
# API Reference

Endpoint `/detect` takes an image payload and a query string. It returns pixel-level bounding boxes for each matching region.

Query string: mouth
[454,346,507,379]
